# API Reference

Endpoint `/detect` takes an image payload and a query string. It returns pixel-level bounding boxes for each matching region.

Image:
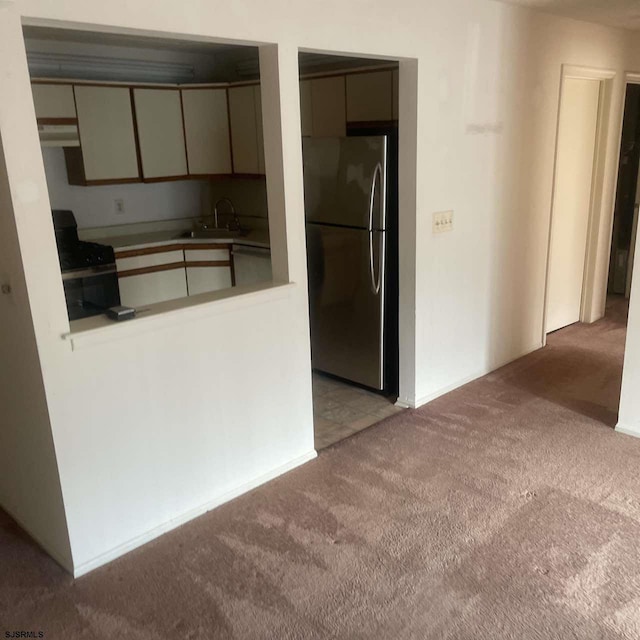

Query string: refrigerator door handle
[368,162,383,295]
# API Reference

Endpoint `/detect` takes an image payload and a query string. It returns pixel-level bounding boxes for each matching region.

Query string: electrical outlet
[433,210,454,234]
[114,198,125,215]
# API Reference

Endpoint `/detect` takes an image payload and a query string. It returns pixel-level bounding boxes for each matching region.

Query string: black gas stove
[53,210,121,320]
[58,240,116,272]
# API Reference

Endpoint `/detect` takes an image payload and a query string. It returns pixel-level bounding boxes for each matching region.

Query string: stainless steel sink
[184,228,249,240]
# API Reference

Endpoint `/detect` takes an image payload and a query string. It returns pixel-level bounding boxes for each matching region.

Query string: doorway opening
[298,52,404,450]
[541,66,635,432]
[544,66,616,338]
[607,82,640,317]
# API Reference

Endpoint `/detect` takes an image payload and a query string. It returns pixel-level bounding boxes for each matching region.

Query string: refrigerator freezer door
[307,223,385,390]
[303,136,387,229]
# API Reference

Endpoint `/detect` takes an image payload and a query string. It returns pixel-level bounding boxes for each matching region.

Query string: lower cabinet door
[232,246,272,286]
[186,266,232,296]
[118,268,188,307]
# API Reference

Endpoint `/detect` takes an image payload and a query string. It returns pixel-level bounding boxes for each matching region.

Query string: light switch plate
[433,210,454,234]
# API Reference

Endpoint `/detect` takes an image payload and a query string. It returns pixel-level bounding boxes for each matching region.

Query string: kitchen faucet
[213,197,237,230]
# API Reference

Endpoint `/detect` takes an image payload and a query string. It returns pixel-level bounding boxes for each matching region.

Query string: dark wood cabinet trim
[129,88,145,181]
[85,177,142,186]
[117,262,186,278]
[184,260,231,268]
[36,117,78,125]
[179,90,191,175]
[184,243,233,251]
[231,173,266,180]
[142,174,192,183]
[116,245,184,259]
[229,251,236,287]
[116,243,232,259]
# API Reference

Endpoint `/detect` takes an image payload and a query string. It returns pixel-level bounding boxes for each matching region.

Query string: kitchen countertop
[94,228,271,252]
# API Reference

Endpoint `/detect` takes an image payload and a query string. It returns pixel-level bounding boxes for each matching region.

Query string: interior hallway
[2,299,639,639]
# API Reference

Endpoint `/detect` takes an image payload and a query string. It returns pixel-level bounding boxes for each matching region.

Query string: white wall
[208,177,268,220]
[616,48,640,439]
[0,139,72,569]
[2,0,640,574]
[619,246,640,435]
[41,147,207,228]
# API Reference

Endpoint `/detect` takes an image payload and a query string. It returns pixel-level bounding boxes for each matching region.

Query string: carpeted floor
[2,297,639,639]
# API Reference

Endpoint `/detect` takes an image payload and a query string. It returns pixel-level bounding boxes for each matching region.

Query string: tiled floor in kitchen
[312,372,403,450]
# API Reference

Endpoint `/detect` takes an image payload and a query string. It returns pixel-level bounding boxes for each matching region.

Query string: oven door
[62,266,120,321]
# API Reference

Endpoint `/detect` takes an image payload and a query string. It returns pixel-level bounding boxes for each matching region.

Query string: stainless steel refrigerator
[303,136,388,391]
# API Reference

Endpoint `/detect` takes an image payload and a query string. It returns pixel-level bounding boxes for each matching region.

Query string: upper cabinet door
[311,76,346,137]
[181,88,232,175]
[346,71,393,123]
[228,85,260,175]
[133,88,188,179]
[74,85,140,182]
[31,83,77,120]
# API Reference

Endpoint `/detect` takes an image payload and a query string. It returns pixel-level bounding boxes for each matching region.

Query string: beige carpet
[2,297,639,639]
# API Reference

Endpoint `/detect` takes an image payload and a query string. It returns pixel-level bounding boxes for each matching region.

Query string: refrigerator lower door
[307,223,385,390]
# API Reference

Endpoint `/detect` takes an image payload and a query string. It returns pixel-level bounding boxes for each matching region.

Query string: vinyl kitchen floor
[312,372,403,450]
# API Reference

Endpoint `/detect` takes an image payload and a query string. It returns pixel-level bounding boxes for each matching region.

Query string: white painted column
[617,224,640,437]
[258,42,315,445]
[258,43,308,286]
[397,59,419,408]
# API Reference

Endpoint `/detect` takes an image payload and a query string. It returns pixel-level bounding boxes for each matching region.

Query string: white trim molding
[563,64,617,81]
[541,63,618,342]
[615,423,640,438]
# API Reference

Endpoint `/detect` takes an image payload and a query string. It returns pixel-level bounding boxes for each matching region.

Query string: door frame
[298,49,418,406]
[542,64,616,342]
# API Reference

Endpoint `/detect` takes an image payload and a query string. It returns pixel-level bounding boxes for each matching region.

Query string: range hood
[38,123,79,148]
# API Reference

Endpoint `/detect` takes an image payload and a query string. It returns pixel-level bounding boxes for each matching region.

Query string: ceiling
[498,0,640,31]
[22,26,240,54]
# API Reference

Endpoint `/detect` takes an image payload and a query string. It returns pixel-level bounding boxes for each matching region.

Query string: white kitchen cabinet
[133,88,188,179]
[300,80,313,137]
[232,244,272,286]
[228,85,262,175]
[72,85,140,183]
[184,247,232,295]
[186,267,232,295]
[116,249,185,272]
[116,248,187,307]
[118,269,188,307]
[181,88,232,175]
[310,76,346,137]
[31,83,77,120]
[346,70,393,122]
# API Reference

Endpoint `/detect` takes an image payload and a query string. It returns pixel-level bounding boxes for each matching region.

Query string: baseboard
[615,423,640,438]
[0,501,73,574]
[399,341,544,410]
[72,449,317,578]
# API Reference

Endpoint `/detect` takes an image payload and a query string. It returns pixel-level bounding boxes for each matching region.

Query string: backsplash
[208,177,268,219]
[41,147,209,228]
